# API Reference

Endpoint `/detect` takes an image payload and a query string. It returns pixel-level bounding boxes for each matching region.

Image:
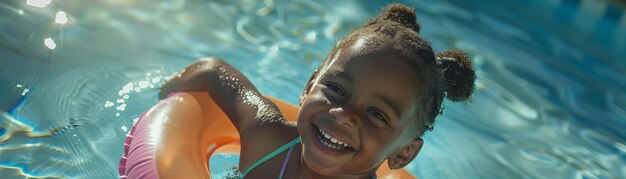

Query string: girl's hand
[158,58,214,99]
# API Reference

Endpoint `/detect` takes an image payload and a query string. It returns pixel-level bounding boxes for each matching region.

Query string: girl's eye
[326,83,345,96]
[367,108,387,123]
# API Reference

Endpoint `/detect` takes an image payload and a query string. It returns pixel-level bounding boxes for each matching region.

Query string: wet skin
[159,35,424,178]
[295,36,424,178]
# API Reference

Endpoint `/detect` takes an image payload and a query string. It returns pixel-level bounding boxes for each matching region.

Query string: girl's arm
[159,58,277,133]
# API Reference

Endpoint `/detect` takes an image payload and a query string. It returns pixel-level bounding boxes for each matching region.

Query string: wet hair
[317,3,476,135]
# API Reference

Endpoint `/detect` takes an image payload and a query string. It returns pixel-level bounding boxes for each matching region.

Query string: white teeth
[317,128,351,149]
[324,133,331,139]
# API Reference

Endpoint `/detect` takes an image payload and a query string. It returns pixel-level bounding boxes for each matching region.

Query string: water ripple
[1,0,625,178]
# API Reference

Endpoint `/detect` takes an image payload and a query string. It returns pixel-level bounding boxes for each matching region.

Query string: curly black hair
[317,3,477,135]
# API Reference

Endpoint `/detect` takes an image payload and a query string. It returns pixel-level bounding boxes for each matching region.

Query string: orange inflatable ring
[118,92,415,178]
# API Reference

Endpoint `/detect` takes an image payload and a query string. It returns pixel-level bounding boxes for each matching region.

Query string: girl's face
[297,37,423,176]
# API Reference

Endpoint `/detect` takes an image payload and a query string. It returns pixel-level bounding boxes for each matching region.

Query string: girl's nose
[329,107,358,128]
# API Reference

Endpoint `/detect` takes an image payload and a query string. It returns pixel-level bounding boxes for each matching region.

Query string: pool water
[1,0,625,178]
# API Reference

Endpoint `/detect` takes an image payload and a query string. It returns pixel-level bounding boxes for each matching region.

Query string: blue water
[1,0,625,178]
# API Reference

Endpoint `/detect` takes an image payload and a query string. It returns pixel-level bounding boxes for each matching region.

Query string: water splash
[54,11,68,24]
[26,0,51,8]
[43,38,56,49]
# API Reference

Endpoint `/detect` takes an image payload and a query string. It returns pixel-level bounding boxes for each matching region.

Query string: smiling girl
[157,3,476,178]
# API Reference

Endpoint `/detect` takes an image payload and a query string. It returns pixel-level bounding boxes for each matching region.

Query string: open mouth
[312,124,354,155]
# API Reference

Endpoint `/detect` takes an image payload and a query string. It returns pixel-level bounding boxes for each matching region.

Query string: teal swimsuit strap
[241,137,301,177]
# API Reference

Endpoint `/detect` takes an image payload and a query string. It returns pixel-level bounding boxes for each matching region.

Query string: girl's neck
[291,145,377,179]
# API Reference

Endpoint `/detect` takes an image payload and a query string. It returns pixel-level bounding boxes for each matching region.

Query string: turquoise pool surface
[1,0,625,178]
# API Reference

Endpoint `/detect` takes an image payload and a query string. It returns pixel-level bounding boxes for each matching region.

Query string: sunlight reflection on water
[0,0,624,178]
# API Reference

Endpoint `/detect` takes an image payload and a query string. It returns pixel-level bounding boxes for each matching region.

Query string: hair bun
[379,3,421,33]
[436,50,476,101]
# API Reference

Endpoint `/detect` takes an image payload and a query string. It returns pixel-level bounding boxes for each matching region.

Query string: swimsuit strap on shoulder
[277,140,297,179]
[241,137,301,177]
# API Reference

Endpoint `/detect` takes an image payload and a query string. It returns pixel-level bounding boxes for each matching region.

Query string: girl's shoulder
[241,96,299,143]
[238,99,300,177]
